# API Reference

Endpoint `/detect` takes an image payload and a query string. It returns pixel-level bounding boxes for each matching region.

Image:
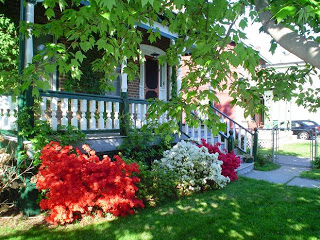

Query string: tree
[255,0,320,69]
[0,0,319,134]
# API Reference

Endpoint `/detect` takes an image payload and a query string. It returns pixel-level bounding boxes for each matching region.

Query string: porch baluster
[244,131,248,152]
[61,98,68,126]
[106,102,112,129]
[210,129,215,145]
[114,102,120,129]
[238,127,242,149]
[40,97,47,121]
[203,124,208,142]
[80,100,87,130]
[8,96,16,130]
[51,97,58,131]
[89,100,96,130]
[0,96,3,128]
[191,125,195,139]
[71,99,78,128]
[197,121,201,143]
[98,101,104,130]
[137,104,142,128]
[143,104,147,125]
[130,103,135,128]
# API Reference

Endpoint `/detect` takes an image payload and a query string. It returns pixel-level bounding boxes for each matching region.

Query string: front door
[145,57,159,99]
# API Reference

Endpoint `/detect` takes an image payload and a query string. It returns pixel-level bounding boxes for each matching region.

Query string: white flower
[158,140,230,194]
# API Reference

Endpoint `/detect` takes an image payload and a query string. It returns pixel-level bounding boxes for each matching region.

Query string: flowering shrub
[123,158,179,207]
[155,141,229,195]
[198,139,241,181]
[36,142,144,225]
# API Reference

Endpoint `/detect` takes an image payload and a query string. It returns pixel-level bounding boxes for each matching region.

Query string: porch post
[120,60,129,135]
[23,0,35,129]
[177,55,182,95]
[18,0,40,216]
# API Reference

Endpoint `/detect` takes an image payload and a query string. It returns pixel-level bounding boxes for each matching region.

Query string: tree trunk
[254,0,320,69]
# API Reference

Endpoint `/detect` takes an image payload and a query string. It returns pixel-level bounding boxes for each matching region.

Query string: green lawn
[1,177,320,240]
[300,169,320,180]
[260,141,319,158]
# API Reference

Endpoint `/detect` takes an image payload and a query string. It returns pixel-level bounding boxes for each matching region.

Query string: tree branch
[254,0,320,69]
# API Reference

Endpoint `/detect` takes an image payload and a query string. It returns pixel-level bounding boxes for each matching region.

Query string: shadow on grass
[1,178,320,240]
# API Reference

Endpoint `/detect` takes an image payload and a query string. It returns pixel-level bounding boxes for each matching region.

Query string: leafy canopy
[0,0,319,134]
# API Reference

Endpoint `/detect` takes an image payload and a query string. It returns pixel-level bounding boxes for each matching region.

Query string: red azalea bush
[36,142,144,225]
[198,139,241,181]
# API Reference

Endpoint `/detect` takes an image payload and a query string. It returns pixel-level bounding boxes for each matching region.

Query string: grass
[1,177,320,240]
[260,142,319,158]
[300,169,320,180]
[254,161,281,171]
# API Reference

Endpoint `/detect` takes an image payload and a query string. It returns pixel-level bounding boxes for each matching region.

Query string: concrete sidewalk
[243,165,320,189]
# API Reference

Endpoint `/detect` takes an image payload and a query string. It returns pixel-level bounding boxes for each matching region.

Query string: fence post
[227,130,234,153]
[315,128,318,159]
[253,127,258,161]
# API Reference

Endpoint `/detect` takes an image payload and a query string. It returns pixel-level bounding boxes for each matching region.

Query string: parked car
[277,120,320,140]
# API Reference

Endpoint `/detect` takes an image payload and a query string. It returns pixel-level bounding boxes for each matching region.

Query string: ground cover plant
[1,177,320,240]
[300,156,320,180]
[37,142,144,225]
[198,139,241,181]
[254,151,280,171]
[300,169,320,180]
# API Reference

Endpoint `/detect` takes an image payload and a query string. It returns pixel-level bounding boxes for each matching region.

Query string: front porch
[0,90,257,156]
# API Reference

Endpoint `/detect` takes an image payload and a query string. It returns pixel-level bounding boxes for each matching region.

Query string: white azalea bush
[155,141,230,195]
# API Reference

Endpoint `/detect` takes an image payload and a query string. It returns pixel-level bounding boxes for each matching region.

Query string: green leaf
[238,19,247,30]
[45,8,55,19]
[106,0,115,11]
[141,0,149,7]
[75,51,85,63]
[275,6,297,23]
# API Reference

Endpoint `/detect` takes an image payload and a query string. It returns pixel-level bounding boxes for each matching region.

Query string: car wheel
[298,131,309,140]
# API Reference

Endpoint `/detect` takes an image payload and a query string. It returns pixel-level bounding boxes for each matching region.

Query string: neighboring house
[181,42,269,130]
[262,61,320,129]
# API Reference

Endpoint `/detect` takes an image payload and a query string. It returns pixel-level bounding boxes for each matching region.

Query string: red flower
[36,142,144,225]
[198,139,240,181]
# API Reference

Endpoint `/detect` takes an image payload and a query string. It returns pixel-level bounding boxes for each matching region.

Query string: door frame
[139,44,167,100]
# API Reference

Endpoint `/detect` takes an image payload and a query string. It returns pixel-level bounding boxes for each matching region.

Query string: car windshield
[301,121,317,126]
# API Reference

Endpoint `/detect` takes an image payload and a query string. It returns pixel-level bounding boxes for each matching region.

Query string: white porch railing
[0,95,17,131]
[0,91,151,133]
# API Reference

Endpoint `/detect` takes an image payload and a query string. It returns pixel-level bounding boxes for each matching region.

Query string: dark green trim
[40,90,124,103]
[227,130,235,153]
[17,0,25,163]
[82,129,121,134]
[0,130,18,136]
[128,98,149,104]
[120,92,129,136]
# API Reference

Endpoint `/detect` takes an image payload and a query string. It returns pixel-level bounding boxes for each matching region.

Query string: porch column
[177,55,182,95]
[120,60,129,135]
[18,0,40,217]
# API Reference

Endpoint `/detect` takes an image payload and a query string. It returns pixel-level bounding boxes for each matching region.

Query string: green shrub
[120,129,171,167]
[123,157,178,207]
[256,151,273,166]
[312,157,320,169]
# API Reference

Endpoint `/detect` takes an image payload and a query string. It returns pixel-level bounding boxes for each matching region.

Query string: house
[0,0,257,157]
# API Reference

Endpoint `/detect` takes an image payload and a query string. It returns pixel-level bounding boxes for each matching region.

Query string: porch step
[236,162,254,176]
